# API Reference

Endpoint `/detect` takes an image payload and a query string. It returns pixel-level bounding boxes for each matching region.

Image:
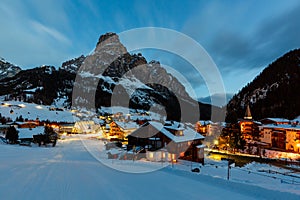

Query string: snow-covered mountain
[60,55,86,74]
[0,33,222,122]
[0,65,75,105]
[73,33,218,122]
[226,49,300,122]
[0,57,21,80]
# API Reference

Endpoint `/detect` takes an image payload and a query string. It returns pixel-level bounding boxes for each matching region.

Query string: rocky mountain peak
[97,32,119,46]
[73,32,215,121]
[0,59,21,80]
[0,32,219,122]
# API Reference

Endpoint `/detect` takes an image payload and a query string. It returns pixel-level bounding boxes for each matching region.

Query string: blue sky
[1,0,300,100]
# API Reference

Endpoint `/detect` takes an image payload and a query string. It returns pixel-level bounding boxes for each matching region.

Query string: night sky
[1,0,300,99]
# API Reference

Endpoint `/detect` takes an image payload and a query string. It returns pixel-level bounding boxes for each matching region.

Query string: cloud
[177,1,300,98]
[208,31,253,70]
[0,0,73,68]
[1,0,300,98]
[30,20,71,45]
[252,4,300,61]
[182,1,300,72]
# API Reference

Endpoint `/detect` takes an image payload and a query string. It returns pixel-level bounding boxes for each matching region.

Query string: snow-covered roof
[292,116,300,122]
[148,121,205,143]
[253,121,262,125]
[261,124,300,131]
[18,127,44,139]
[74,121,99,133]
[196,144,206,148]
[198,120,213,125]
[115,121,139,130]
[130,115,151,121]
[0,124,10,128]
[164,125,184,131]
[261,118,290,123]
[164,121,184,131]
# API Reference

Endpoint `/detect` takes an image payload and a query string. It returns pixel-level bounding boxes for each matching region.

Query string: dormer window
[174,130,184,136]
[178,130,183,136]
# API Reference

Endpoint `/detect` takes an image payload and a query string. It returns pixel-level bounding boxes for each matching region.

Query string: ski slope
[0,136,299,200]
[0,101,74,122]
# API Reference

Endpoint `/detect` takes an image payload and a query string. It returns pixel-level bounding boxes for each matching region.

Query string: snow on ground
[176,158,300,195]
[99,106,164,121]
[0,101,74,122]
[84,136,300,195]
[0,135,299,200]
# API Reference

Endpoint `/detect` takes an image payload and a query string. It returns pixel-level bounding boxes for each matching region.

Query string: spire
[244,105,252,120]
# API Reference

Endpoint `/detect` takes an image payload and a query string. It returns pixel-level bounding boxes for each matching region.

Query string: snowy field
[0,135,299,200]
[0,101,163,123]
[0,101,75,122]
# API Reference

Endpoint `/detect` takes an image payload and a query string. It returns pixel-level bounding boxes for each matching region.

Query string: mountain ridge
[226,48,300,122]
[0,58,21,80]
[0,32,221,122]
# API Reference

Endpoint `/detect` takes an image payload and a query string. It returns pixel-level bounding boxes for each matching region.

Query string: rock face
[0,65,75,105]
[226,49,300,122]
[61,55,85,74]
[0,58,21,80]
[73,32,217,122]
[0,32,220,122]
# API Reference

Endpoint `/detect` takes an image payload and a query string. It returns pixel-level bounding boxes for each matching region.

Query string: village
[0,101,300,167]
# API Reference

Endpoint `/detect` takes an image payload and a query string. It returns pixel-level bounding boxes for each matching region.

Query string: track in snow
[0,136,299,200]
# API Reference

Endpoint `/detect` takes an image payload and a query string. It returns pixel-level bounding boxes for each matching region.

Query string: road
[0,136,298,200]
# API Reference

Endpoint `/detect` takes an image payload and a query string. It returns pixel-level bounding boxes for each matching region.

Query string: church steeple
[244,105,252,120]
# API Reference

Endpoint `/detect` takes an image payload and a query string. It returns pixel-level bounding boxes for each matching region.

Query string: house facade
[74,121,100,134]
[127,121,205,163]
[195,120,212,136]
[59,123,76,134]
[108,121,139,141]
[260,124,300,152]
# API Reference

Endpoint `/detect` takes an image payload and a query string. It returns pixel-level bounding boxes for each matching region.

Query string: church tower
[244,105,252,120]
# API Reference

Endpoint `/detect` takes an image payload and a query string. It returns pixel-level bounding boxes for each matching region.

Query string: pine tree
[228,124,246,153]
[44,125,57,147]
[5,126,19,144]
[221,123,246,153]
[44,125,55,135]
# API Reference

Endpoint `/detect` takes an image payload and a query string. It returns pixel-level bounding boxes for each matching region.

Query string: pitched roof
[261,118,290,123]
[198,120,213,125]
[261,124,300,131]
[114,121,139,130]
[129,121,204,143]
